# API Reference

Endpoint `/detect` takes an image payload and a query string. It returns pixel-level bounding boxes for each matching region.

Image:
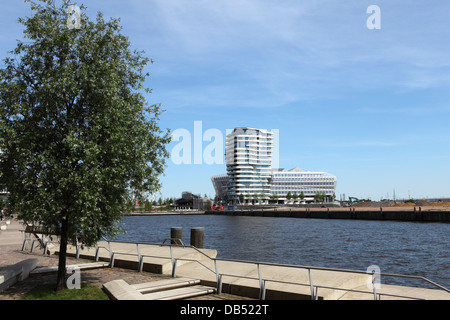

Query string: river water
[115,215,450,289]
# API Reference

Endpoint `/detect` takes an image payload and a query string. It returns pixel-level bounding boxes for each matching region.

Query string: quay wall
[205,208,450,222]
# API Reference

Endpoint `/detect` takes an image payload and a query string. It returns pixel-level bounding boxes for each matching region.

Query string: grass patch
[21,283,109,300]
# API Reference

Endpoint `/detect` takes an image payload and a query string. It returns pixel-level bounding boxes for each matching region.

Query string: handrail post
[261,280,266,300]
[170,246,177,277]
[136,243,141,272]
[217,274,223,294]
[21,230,27,251]
[43,236,49,256]
[108,241,114,267]
[107,241,112,260]
[139,256,144,272]
[372,270,378,300]
[94,246,100,261]
[257,263,266,300]
[75,236,80,259]
[110,252,115,268]
[214,259,222,294]
[172,259,177,277]
[308,268,316,300]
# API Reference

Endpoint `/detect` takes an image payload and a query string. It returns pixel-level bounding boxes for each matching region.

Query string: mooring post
[171,227,183,245]
[191,227,204,248]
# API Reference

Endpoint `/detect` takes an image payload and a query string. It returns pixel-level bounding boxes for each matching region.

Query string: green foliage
[20,283,109,300]
[314,193,326,202]
[0,0,170,247]
[144,199,152,212]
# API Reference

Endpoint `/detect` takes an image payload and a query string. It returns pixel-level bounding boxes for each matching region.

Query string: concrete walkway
[173,255,450,300]
[2,219,449,300]
[0,218,25,246]
[65,239,450,300]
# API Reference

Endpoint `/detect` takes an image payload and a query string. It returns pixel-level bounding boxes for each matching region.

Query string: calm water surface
[115,215,449,288]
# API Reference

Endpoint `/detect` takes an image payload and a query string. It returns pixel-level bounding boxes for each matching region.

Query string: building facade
[269,168,337,203]
[225,127,273,203]
[211,127,337,204]
[174,192,210,210]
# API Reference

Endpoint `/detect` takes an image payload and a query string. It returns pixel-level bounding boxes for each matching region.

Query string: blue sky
[2,1,450,201]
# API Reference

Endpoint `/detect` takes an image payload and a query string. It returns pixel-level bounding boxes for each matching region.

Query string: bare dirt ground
[351,200,450,211]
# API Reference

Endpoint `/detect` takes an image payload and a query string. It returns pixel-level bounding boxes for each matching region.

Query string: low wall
[205,208,450,222]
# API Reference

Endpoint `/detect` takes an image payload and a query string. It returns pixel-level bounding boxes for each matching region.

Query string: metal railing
[87,239,449,300]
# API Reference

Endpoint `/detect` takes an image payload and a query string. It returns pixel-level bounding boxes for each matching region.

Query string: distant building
[269,168,337,203]
[211,127,337,204]
[175,192,210,210]
[225,127,273,203]
[210,174,228,200]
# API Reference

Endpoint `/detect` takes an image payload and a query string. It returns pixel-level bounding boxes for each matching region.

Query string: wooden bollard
[190,227,204,249]
[171,227,183,245]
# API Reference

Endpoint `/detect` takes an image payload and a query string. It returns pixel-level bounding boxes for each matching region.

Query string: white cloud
[323,141,399,148]
[358,105,450,116]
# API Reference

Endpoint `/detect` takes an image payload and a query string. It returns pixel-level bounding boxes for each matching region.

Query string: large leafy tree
[0,0,170,291]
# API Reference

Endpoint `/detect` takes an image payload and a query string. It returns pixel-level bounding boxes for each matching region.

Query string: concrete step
[30,262,110,274]
[141,285,216,300]
[103,278,215,300]
[0,259,38,292]
[131,277,200,294]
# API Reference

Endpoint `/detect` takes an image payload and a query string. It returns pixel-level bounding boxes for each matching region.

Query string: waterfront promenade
[0,219,244,300]
[205,205,450,222]
[63,239,449,300]
[1,218,449,300]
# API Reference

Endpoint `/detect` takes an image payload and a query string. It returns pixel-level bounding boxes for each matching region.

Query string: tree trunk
[55,216,68,291]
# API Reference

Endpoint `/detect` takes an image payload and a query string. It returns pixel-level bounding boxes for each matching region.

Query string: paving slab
[131,278,200,294]
[142,285,215,300]
[30,262,110,274]
[339,283,450,300]
[0,219,25,246]
[103,279,144,300]
[103,278,215,300]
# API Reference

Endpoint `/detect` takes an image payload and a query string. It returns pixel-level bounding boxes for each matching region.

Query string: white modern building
[225,127,273,203]
[211,127,337,204]
[269,168,337,203]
